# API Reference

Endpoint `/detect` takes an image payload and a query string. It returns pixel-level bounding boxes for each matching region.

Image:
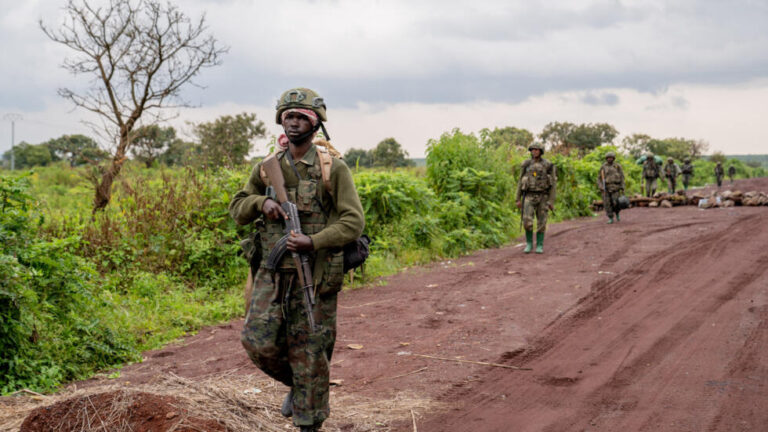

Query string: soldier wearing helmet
[727,165,736,184]
[516,142,556,253]
[681,157,694,191]
[663,157,681,193]
[641,152,660,197]
[714,161,725,188]
[599,151,625,224]
[230,88,364,432]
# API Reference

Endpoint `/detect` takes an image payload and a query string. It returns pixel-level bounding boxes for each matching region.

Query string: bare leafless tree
[41,0,226,211]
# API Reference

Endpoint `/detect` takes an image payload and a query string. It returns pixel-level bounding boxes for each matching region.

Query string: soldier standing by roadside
[642,153,660,197]
[516,142,556,254]
[728,165,736,184]
[599,152,625,224]
[663,157,680,193]
[681,158,694,191]
[715,161,725,188]
[229,88,364,432]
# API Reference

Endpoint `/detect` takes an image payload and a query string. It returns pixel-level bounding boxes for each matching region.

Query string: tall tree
[45,134,107,167]
[193,113,266,167]
[621,133,653,159]
[480,126,534,151]
[371,138,413,168]
[130,125,177,168]
[41,0,226,211]
[2,142,53,168]
[538,121,576,153]
[539,122,616,155]
[159,138,199,166]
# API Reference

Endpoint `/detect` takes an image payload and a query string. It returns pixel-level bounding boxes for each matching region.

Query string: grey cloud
[580,92,620,106]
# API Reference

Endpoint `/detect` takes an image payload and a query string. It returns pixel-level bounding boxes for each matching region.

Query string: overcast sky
[1,0,767,157]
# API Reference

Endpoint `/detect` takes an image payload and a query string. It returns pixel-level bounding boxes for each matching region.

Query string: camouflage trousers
[666,176,677,193]
[716,175,723,187]
[241,268,337,427]
[522,192,549,233]
[603,188,622,218]
[644,177,657,197]
[682,174,692,189]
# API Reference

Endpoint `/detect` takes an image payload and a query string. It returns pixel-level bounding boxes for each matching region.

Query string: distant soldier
[728,165,736,184]
[714,162,725,187]
[663,157,681,193]
[598,151,625,224]
[516,142,556,254]
[681,158,694,191]
[642,153,660,197]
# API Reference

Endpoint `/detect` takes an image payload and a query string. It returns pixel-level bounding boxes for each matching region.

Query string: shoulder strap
[315,145,334,198]
[259,150,283,186]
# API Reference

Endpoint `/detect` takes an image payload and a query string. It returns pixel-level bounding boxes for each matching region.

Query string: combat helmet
[684,157,691,163]
[275,88,327,124]
[605,151,616,159]
[667,157,673,162]
[528,142,545,153]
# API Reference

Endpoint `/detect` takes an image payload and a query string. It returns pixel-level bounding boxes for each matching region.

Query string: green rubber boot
[616,213,620,222]
[607,217,614,224]
[524,230,533,254]
[535,232,544,254]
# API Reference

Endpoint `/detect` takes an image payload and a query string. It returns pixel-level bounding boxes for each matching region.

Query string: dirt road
[13,178,768,432]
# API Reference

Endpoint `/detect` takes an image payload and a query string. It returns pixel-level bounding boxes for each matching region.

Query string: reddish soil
[20,391,225,432]
[46,178,768,431]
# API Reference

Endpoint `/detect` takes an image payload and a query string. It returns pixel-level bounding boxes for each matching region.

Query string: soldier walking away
[229,88,365,432]
[663,157,681,193]
[728,165,736,184]
[516,142,556,254]
[681,158,694,191]
[599,152,625,224]
[715,161,725,188]
[642,153,660,197]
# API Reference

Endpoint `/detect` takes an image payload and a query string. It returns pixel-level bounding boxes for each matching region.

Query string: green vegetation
[1,128,765,395]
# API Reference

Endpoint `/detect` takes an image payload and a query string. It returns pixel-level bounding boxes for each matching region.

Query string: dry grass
[0,372,443,432]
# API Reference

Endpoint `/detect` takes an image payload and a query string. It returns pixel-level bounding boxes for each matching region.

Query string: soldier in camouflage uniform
[598,152,625,224]
[229,88,364,432]
[516,142,556,254]
[642,153,660,197]
[681,158,694,191]
[714,161,724,187]
[728,165,736,184]
[663,157,680,193]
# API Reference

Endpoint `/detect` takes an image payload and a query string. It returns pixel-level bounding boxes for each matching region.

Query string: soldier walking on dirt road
[229,88,364,432]
[599,152,625,224]
[642,153,660,197]
[516,142,556,254]
[681,158,694,191]
[715,161,725,188]
[663,157,681,194]
[728,165,736,184]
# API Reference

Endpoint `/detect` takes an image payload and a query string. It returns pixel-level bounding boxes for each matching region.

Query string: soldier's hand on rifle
[262,198,288,221]
[516,200,522,209]
[287,230,314,252]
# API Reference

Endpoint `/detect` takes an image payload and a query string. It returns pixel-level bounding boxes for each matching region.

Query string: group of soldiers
[228,87,741,430]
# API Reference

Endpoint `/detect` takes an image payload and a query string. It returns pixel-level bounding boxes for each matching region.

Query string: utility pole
[4,113,22,170]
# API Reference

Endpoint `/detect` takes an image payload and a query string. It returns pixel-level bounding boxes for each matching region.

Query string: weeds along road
[63,178,768,432]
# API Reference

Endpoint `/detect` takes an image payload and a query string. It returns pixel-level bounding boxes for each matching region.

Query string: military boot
[524,230,533,254]
[607,216,614,224]
[615,213,620,222]
[299,424,321,432]
[535,232,544,254]
[281,389,293,418]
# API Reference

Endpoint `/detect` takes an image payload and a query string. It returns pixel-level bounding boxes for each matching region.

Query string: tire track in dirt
[421,211,768,432]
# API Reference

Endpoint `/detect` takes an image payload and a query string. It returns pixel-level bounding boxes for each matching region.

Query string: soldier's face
[606,157,614,164]
[283,112,314,140]
[530,149,541,158]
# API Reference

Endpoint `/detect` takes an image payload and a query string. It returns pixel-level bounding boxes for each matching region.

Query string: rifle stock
[261,154,318,332]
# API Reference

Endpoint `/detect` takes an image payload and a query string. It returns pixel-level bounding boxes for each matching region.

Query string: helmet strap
[286,122,322,146]
[319,122,331,141]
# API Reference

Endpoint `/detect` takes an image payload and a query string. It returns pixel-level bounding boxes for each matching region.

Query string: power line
[3,113,23,170]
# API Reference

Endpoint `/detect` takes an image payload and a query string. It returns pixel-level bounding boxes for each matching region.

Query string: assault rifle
[261,153,318,333]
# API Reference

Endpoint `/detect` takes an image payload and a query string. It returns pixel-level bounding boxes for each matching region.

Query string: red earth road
[68,178,768,431]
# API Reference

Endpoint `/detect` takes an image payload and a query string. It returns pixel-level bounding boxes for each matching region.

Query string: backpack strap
[259,150,285,187]
[315,145,334,198]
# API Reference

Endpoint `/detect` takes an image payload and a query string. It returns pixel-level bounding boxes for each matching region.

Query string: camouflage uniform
[663,158,680,193]
[599,156,625,221]
[714,163,724,187]
[642,156,660,197]
[728,165,736,183]
[681,159,694,190]
[516,143,556,253]
[229,89,364,430]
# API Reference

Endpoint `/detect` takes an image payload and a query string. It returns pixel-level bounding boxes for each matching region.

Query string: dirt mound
[20,390,225,432]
